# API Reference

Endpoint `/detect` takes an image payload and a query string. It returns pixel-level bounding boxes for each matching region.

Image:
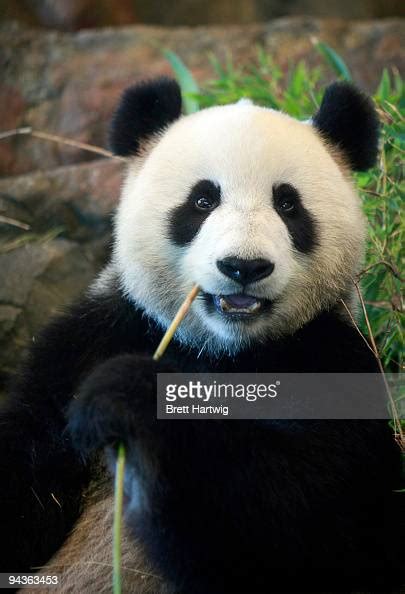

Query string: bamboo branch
[352,279,404,449]
[357,260,403,281]
[113,443,126,594]
[0,127,126,162]
[339,298,376,357]
[0,215,31,230]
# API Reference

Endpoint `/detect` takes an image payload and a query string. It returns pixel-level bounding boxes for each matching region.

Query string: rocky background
[1,0,404,29]
[0,13,404,388]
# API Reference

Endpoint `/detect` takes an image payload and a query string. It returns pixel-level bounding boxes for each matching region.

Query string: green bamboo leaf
[313,40,352,81]
[288,61,307,97]
[376,69,391,101]
[208,52,226,78]
[392,71,403,99]
[163,50,200,114]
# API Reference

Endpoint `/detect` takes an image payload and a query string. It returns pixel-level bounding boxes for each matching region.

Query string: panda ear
[109,77,182,157]
[312,82,380,171]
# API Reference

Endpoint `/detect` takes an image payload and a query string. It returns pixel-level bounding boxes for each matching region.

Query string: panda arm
[68,353,178,454]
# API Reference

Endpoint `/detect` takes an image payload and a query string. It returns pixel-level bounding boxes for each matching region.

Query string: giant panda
[0,77,403,594]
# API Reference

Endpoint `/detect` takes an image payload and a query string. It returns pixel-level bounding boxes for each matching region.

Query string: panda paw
[67,353,174,454]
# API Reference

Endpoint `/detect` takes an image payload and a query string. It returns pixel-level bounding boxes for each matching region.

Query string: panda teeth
[219,297,261,314]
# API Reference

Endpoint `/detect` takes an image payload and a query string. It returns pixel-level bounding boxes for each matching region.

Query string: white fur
[105,101,365,355]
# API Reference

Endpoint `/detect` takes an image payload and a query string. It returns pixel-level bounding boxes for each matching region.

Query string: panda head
[109,77,379,355]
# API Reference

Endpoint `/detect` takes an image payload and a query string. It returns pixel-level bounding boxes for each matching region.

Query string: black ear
[312,82,380,171]
[109,77,182,156]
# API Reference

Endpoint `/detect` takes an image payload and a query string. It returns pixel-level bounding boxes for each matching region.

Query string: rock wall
[1,0,404,29]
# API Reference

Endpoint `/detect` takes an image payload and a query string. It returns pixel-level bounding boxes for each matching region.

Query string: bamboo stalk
[113,285,199,593]
[352,279,404,449]
[153,285,200,361]
[113,443,126,594]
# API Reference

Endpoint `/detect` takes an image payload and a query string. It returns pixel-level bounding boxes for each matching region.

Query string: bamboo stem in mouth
[153,285,200,361]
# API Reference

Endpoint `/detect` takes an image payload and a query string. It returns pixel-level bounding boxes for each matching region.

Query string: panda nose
[216,257,275,285]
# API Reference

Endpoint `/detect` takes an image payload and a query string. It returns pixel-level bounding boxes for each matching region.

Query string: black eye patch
[169,180,221,247]
[272,183,318,253]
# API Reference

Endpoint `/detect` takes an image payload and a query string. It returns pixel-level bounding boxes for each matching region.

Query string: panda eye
[273,183,299,215]
[279,199,295,212]
[195,195,218,211]
[189,180,221,213]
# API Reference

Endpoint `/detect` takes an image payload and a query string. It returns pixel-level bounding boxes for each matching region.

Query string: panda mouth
[212,294,264,316]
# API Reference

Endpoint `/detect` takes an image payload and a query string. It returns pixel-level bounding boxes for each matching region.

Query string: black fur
[1,284,403,593]
[71,357,402,594]
[313,82,380,171]
[273,183,318,253]
[109,77,182,156]
[169,179,221,246]
[0,290,142,571]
